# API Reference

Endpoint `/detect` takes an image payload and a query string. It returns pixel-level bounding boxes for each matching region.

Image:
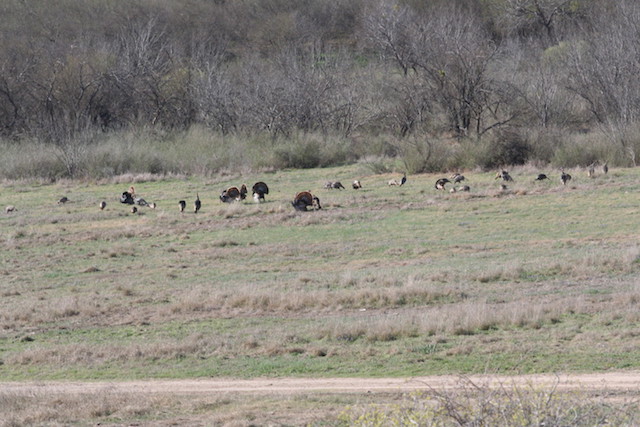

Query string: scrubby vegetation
[340,378,638,426]
[3,0,640,178]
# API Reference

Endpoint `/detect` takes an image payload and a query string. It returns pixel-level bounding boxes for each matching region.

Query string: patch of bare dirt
[2,372,639,397]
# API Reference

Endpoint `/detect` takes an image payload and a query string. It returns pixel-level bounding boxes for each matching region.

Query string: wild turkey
[352,180,362,189]
[252,182,270,202]
[435,178,450,190]
[240,184,248,200]
[135,197,148,206]
[535,174,548,181]
[388,173,407,186]
[5,205,16,213]
[179,200,186,213]
[99,201,107,210]
[292,191,322,211]
[496,170,513,182]
[58,196,69,204]
[587,163,596,178]
[561,170,572,185]
[451,173,465,184]
[603,162,608,174]
[325,181,345,190]
[131,206,138,214]
[120,189,135,205]
[220,187,242,203]
[194,194,201,213]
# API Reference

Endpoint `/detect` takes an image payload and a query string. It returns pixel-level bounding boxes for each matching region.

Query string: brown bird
[292,191,322,211]
[220,186,244,203]
[194,194,201,213]
[252,182,270,202]
[451,173,465,184]
[99,201,107,210]
[435,178,450,190]
[324,181,345,190]
[496,170,513,182]
[179,200,186,213]
[388,173,407,186]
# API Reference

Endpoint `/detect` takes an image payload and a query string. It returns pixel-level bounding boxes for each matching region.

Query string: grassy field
[1,163,639,423]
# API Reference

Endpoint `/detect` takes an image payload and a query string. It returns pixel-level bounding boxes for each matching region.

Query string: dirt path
[2,372,639,396]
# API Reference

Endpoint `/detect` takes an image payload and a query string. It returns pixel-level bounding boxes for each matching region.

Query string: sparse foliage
[1,0,640,176]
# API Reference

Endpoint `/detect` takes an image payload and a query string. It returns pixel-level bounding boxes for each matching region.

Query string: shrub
[339,378,638,426]
[272,133,354,169]
[392,136,465,173]
[472,130,532,170]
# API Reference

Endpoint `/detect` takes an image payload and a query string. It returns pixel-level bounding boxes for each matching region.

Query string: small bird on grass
[194,194,201,213]
[435,178,450,190]
[496,170,513,182]
[451,173,465,184]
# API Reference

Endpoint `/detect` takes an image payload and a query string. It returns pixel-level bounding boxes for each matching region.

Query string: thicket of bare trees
[2,0,640,177]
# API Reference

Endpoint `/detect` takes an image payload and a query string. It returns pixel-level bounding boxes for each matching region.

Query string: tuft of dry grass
[340,377,639,426]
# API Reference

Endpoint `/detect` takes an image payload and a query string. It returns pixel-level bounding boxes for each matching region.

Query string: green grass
[0,164,639,380]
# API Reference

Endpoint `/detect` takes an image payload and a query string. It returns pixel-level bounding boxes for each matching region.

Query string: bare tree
[497,0,583,46]
[412,6,511,138]
[361,0,418,76]
[564,1,640,164]
[0,59,31,136]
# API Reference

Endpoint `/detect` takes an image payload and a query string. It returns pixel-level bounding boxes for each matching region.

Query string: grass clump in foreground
[340,378,638,426]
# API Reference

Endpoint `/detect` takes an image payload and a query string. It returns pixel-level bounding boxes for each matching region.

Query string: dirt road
[2,372,639,396]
